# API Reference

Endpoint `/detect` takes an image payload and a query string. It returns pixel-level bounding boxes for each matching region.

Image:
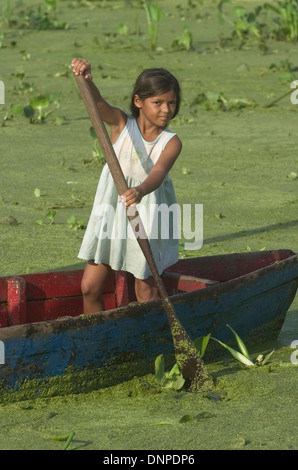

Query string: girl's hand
[71,58,92,80]
[120,187,144,207]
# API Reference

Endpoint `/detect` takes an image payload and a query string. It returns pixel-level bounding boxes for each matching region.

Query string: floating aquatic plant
[192,91,256,111]
[172,24,193,51]
[212,324,275,367]
[24,93,60,123]
[154,334,211,391]
[154,354,185,390]
[143,0,165,51]
[264,0,298,42]
[50,432,75,450]
[67,215,86,230]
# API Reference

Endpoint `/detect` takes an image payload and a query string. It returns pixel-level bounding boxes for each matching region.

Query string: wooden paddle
[75,74,212,391]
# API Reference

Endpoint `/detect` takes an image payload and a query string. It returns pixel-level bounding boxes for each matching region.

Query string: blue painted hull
[0,250,297,393]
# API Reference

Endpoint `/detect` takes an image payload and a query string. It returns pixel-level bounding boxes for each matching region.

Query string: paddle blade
[165,304,213,391]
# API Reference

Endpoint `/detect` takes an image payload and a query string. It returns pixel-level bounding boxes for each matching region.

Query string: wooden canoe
[0,249,297,392]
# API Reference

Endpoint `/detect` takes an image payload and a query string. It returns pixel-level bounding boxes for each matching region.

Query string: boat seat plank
[162,271,219,293]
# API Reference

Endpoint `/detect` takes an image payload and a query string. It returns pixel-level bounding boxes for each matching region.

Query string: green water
[0,346,297,450]
[0,0,298,450]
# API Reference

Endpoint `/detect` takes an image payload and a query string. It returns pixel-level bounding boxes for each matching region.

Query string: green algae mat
[0,0,298,450]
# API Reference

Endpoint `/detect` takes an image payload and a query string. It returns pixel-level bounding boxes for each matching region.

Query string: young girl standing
[71,58,182,314]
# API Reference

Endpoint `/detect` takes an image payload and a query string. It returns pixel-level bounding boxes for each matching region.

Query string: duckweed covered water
[0,0,298,450]
[0,345,297,450]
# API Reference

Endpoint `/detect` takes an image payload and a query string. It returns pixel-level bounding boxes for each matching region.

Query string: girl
[71,58,182,314]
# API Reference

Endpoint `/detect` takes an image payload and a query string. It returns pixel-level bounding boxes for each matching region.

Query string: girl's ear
[134,95,142,109]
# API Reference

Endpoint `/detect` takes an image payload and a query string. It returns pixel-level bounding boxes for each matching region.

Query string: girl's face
[134,89,177,127]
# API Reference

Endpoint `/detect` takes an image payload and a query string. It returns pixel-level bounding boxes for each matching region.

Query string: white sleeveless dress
[78,116,179,279]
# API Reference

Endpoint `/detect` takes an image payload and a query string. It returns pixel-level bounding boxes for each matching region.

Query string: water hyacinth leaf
[161,373,184,391]
[46,210,56,224]
[200,333,211,357]
[44,0,57,11]
[67,215,76,225]
[212,338,254,366]
[168,363,180,377]
[226,324,251,359]
[24,105,34,118]
[154,354,165,384]
[261,349,275,365]
[193,334,211,358]
[233,6,246,18]
[54,116,66,126]
[11,103,23,115]
[182,167,190,174]
[255,349,275,366]
[179,414,193,423]
[30,95,50,110]
[164,365,185,390]
[155,355,185,390]
[118,23,128,35]
[51,431,75,450]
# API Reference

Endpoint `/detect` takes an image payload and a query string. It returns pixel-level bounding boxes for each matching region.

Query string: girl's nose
[162,103,170,114]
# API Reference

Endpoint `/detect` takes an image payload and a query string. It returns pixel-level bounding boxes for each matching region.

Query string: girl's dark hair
[130,68,181,119]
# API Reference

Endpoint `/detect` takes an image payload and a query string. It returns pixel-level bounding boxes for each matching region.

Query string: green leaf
[279,71,295,83]
[46,210,56,223]
[212,338,254,366]
[118,23,128,35]
[193,334,210,357]
[200,333,211,357]
[168,363,180,377]
[54,116,66,126]
[11,103,23,115]
[34,188,41,198]
[23,105,34,118]
[154,354,165,384]
[233,6,246,18]
[161,373,185,390]
[235,20,248,33]
[256,349,275,366]
[67,215,76,225]
[50,431,75,451]
[179,414,194,423]
[44,0,57,11]
[30,95,50,110]
[226,324,251,359]
[182,167,190,174]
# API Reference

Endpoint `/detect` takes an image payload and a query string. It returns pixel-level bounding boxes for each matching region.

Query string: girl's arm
[71,58,126,142]
[122,135,182,206]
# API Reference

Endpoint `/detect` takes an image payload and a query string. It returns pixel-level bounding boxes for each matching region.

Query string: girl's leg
[134,276,158,303]
[81,260,112,313]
